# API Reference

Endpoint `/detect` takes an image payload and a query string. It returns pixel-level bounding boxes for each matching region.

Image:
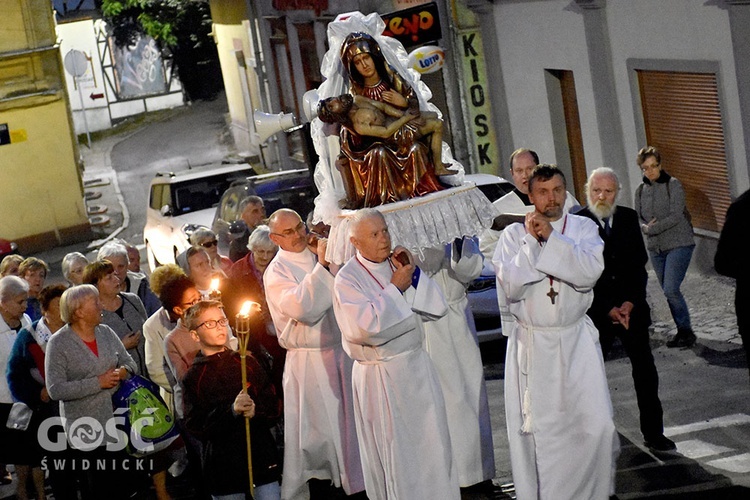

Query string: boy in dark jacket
[182,300,281,499]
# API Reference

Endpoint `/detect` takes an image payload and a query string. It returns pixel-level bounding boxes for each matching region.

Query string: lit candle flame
[239,301,254,317]
[210,278,220,292]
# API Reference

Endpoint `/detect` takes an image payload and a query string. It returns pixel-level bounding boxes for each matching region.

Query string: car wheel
[146,242,160,273]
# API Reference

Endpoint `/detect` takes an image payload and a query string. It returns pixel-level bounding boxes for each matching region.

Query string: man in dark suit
[577,167,676,453]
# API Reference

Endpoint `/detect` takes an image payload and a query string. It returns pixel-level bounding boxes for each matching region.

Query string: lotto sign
[407,46,445,74]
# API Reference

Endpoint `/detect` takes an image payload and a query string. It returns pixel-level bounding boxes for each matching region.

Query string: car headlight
[468,275,496,293]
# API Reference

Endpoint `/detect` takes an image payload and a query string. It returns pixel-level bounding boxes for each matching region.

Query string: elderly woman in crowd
[18,257,49,322]
[226,225,278,318]
[83,260,148,375]
[0,276,32,490]
[98,242,160,316]
[61,252,89,286]
[45,285,143,500]
[0,254,23,278]
[190,227,232,276]
[7,284,74,500]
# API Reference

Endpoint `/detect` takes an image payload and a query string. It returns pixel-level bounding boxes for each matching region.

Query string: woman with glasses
[191,228,232,276]
[226,225,284,395]
[635,146,696,348]
[83,260,149,375]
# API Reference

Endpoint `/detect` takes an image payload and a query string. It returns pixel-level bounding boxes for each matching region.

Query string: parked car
[212,168,318,256]
[0,238,18,260]
[464,173,514,343]
[143,162,256,271]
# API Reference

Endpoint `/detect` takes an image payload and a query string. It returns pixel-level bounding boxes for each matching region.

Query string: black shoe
[644,434,677,453]
[666,329,696,348]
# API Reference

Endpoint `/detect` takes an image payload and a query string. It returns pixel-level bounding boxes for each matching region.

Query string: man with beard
[492,165,618,500]
[479,148,579,264]
[576,167,675,453]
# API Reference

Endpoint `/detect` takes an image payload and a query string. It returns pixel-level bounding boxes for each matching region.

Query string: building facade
[0,0,91,252]
[485,0,750,268]
[208,0,748,268]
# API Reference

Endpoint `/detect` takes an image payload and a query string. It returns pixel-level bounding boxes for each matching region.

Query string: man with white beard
[333,208,460,500]
[576,167,675,454]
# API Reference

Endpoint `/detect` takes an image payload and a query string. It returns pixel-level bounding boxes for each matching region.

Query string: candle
[208,278,221,301]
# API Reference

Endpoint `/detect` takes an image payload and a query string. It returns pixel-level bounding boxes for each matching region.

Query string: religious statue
[310,12,497,267]
[318,94,456,172]
[324,32,454,209]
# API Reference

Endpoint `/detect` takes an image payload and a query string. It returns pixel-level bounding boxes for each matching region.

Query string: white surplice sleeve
[334,270,419,347]
[266,262,334,326]
[409,269,449,320]
[535,216,604,291]
[494,223,547,303]
[449,237,483,285]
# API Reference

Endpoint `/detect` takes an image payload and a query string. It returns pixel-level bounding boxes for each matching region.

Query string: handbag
[5,402,32,431]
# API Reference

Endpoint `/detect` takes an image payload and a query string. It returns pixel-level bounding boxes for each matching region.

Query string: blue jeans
[649,245,694,331]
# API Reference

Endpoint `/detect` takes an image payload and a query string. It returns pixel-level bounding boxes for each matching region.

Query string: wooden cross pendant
[547,286,558,305]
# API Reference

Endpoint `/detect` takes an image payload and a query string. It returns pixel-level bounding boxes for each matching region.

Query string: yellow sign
[10,129,28,143]
[459,29,498,174]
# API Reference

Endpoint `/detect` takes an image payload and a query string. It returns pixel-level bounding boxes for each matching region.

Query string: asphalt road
[109,96,231,247]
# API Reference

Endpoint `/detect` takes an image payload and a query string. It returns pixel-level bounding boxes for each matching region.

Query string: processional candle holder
[235,300,259,496]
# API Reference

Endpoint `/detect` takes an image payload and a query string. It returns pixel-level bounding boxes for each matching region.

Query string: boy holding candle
[182,299,282,500]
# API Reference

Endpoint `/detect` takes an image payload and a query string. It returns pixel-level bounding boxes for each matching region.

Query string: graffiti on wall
[110,34,167,98]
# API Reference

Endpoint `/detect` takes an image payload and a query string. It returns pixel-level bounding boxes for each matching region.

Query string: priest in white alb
[333,208,460,500]
[264,209,365,500]
[417,238,495,491]
[492,165,619,500]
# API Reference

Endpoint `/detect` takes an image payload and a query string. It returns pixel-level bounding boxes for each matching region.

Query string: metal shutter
[637,70,732,233]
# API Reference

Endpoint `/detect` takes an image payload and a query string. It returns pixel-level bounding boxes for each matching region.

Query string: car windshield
[476,182,514,203]
[171,172,249,215]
